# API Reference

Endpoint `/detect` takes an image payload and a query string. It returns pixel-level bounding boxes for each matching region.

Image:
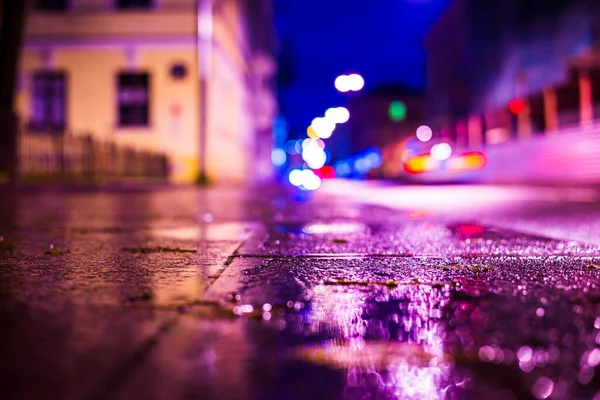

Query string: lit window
[116,0,153,9]
[31,71,66,132]
[117,72,150,127]
[35,0,68,11]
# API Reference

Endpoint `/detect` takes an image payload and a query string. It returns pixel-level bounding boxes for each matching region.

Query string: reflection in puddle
[129,271,600,399]
[150,222,256,241]
[303,222,369,235]
[452,224,486,239]
[289,285,452,399]
[407,210,432,219]
[250,278,600,400]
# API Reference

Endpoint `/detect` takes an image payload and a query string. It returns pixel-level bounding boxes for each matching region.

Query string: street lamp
[335,75,351,92]
[347,74,364,91]
[324,107,350,124]
[311,117,335,139]
[334,73,364,93]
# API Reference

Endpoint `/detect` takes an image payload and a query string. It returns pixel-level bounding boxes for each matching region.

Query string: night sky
[274,0,452,137]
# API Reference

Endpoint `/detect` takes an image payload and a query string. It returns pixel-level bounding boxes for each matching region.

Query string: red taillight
[404,154,439,174]
[314,166,336,179]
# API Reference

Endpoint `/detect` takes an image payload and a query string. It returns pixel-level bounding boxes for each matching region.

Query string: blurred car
[402,151,487,183]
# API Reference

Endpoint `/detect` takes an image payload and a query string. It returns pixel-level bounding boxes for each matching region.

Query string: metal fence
[16,128,169,183]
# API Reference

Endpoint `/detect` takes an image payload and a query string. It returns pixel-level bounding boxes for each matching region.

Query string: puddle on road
[195,280,600,400]
[302,222,369,235]
[190,252,600,400]
[31,222,256,243]
[149,222,257,241]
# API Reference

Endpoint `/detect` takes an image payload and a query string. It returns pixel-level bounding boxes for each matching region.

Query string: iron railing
[15,127,169,183]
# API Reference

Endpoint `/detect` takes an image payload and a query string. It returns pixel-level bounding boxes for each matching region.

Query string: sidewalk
[2,185,600,399]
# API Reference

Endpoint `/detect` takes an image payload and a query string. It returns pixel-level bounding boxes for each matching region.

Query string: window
[118,72,150,127]
[31,71,66,131]
[35,0,68,11]
[116,0,153,9]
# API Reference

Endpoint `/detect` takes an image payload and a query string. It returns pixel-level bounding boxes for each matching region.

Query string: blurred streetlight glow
[325,107,350,124]
[271,148,287,166]
[347,74,364,91]
[289,169,303,186]
[290,169,322,191]
[430,143,452,161]
[324,108,337,122]
[303,172,322,191]
[285,140,298,155]
[335,74,364,92]
[311,117,335,139]
[307,125,319,139]
[336,107,350,123]
[416,125,433,142]
[302,141,327,169]
[335,75,351,92]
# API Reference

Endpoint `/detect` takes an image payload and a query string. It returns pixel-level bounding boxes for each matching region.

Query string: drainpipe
[197,0,213,184]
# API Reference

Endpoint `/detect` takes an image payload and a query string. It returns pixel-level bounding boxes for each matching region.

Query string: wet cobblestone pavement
[2,185,600,399]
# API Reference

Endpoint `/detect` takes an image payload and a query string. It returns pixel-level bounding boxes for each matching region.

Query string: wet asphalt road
[2,182,600,400]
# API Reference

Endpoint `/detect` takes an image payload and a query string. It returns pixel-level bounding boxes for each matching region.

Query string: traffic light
[389,101,407,121]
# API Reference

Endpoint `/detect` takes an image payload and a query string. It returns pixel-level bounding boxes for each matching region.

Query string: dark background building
[344,85,423,156]
[425,0,600,146]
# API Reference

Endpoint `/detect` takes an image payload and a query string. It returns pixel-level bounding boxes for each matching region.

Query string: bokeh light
[336,107,350,123]
[509,98,525,115]
[367,151,382,168]
[271,148,286,166]
[335,75,351,93]
[324,108,337,121]
[389,101,407,121]
[288,169,303,186]
[307,125,319,139]
[302,141,327,169]
[302,170,322,191]
[311,117,335,139]
[291,169,322,191]
[335,74,364,92]
[286,140,298,155]
[325,107,350,124]
[347,74,365,91]
[430,143,452,161]
[334,161,352,177]
[354,158,370,173]
[416,125,433,142]
[314,165,336,179]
